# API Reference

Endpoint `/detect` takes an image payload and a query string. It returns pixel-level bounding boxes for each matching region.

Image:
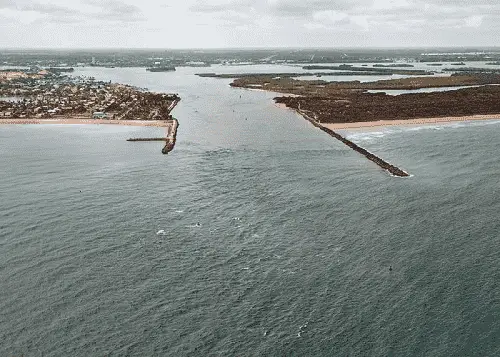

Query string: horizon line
[2,46,500,51]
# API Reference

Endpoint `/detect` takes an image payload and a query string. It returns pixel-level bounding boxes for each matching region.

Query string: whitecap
[156,230,166,236]
[187,223,202,228]
[346,131,389,141]
[297,322,309,338]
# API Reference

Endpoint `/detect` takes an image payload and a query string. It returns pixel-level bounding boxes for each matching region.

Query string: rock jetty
[127,119,179,155]
[162,119,179,154]
[297,107,409,177]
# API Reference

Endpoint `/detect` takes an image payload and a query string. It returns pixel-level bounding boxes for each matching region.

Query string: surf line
[296,107,410,177]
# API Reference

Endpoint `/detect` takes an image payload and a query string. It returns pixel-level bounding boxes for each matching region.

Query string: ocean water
[2,67,500,356]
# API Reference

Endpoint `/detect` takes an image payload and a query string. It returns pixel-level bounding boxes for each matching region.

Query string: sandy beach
[319,114,500,130]
[0,118,171,127]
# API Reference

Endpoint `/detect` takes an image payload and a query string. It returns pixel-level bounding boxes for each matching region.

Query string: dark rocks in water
[296,108,409,177]
[126,119,179,155]
[162,119,179,155]
[127,138,167,142]
[317,122,409,177]
[162,140,176,154]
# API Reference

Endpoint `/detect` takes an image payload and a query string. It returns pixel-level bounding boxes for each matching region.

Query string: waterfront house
[92,111,107,119]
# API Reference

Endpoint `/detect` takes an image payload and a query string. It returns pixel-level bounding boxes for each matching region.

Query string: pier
[297,108,409,177]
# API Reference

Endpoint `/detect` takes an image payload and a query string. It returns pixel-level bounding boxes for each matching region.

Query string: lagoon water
[2,66,500,356]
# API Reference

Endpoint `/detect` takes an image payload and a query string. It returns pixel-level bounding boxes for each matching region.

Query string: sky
[0,0,499,48]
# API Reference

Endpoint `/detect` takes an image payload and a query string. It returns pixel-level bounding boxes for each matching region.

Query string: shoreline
[316,114,500,130]
[241,87,302,98]
[0,118,172,127]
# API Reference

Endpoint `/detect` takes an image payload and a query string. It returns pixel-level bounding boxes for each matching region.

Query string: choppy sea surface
[2,66,500,356]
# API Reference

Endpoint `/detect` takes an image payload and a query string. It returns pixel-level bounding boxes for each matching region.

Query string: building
[92,111,107,119]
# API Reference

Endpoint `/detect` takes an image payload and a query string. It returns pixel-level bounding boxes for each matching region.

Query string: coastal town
[4,48,500,69]
[0,69,180,121]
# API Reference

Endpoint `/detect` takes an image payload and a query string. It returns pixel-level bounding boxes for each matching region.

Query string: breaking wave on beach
[344,119,500,142]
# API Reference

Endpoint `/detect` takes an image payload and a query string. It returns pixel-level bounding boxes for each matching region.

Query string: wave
[186,223,202,228]
[345,119,500,142]
[203,148,234,156]
[345,131,391,141]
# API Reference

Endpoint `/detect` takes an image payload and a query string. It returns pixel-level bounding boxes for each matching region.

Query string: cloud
[0,0,76,24]
[1,0,500,47]
[0,0,145,23]
[0,0,75,15]
[465,15,484,28]
[82,0,145,22]
[187,0,498,34]
[190,0,256,13]
[268,0,363,16]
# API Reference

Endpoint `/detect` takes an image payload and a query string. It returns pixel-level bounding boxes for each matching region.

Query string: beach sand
[0,118,171,127]
[319,114,500,130]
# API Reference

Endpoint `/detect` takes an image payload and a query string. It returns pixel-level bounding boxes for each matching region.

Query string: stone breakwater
[126,119,179,155]
[162,119,179,154]
[297,108,409,177]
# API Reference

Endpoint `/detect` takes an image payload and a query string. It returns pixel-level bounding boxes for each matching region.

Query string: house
[93,111,107,119]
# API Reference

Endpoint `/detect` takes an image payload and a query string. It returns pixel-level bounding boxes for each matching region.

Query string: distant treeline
[373,64,414,68]
[302,65,431,76]
[47,67,74,73]
[196,71,406,79]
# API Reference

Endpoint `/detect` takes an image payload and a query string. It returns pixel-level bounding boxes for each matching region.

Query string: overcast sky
[1,0,499,48]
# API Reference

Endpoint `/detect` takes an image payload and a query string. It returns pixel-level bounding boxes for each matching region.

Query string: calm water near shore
[2,66,500,356]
